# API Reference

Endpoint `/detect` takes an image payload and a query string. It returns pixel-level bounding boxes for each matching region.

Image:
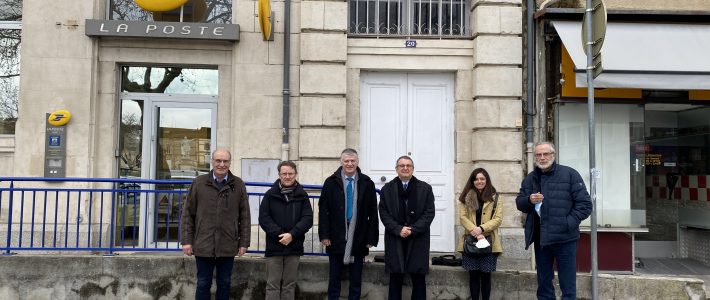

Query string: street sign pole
[584,0,606,299]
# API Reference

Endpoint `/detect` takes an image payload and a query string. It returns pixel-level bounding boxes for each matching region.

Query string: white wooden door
[360,72,455,252]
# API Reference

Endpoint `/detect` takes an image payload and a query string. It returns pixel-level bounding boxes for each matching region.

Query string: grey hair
[396,155,414,167]
[534,142,556,153]
[340,148,359,159]
[211,148,232,160]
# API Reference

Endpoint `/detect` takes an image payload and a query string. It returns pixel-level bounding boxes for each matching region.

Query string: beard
[535,159,554,170]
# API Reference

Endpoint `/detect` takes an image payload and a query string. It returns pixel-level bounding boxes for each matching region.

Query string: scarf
[396,177,417,225]
[464,189,485,214]
[279,181,296,201]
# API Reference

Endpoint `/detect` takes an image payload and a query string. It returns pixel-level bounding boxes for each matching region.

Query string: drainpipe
[525,0,535,148]
[526,0,537,270]
[281,0,291,161]
[526,0,536,170]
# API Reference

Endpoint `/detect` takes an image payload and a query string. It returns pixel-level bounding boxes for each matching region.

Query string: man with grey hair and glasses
[516,142,592,300]
[319,148,379,300]
[180,148,251,300]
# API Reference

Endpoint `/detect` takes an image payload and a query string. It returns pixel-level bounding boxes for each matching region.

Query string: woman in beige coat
[457,168,503,300]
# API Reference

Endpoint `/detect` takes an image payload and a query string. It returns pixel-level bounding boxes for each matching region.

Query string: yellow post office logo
[258,0,272,41]
[134,0,189,12]
[48,110,72,126]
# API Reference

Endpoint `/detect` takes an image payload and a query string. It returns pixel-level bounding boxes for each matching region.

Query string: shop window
[348,0,470,37]
[121,66,218,95]
[0,0,21,134]
[557,103,646,228]
[109,0,232,24]
[640,105,710,241]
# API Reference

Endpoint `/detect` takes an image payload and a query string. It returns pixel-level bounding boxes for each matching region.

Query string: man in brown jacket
[180,148,251,300]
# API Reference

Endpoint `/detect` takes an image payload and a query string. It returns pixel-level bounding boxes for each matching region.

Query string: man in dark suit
[319,148,379,300]
[379,155,436,300]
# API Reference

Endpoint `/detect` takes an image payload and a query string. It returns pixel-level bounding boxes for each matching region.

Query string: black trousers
[388,273,426,300]
[469,270,492,300]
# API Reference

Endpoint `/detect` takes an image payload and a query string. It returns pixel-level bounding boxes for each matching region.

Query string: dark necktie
[215,179,226,189]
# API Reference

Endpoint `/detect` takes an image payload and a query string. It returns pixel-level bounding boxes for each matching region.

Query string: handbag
[464,234,492,255]
[463,194,498,256]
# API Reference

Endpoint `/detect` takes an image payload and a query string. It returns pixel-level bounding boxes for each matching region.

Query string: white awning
[552,20,710,90]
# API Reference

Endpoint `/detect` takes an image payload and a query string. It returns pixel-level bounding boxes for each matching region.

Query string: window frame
[0,21,21,30]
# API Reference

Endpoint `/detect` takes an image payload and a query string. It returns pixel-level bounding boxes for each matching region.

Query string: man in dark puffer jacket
[516,142,592,300]
[259,161,313,300]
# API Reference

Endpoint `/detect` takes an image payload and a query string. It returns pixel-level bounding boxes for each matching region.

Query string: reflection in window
[109,0,232,24]
[0,0,21,134]
[120,100,143,178]
[0,0,22,21]
[121,66,218,95]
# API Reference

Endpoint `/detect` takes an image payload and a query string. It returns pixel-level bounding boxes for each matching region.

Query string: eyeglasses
[396,164,413,169]
[535,152,554,158]
[213,159,231,165]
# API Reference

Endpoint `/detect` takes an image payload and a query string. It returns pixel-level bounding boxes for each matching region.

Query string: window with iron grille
[348,0,470,37]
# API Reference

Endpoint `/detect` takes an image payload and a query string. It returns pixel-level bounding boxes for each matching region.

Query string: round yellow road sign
[134,0,189,12]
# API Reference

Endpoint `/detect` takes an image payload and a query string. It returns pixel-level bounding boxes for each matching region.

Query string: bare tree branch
[0,2,21,133]
[121,66,184,93]
[0,0,22,21]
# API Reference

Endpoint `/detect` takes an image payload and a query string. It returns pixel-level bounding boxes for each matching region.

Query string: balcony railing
[0,177,326,255]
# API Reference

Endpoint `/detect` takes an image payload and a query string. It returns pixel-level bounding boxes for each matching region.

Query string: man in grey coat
[379,156,436,300]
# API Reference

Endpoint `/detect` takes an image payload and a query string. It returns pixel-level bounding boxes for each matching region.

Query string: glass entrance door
[150,103,215,248]
[117,94,216,248]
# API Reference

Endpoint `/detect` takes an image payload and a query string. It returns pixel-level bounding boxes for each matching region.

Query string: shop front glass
[640,104,710,242]
[556,102,710,238]
[557,103,646,228]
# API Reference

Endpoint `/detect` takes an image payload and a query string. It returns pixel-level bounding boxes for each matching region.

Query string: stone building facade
[5,0,527,257]
[4,0,709,268]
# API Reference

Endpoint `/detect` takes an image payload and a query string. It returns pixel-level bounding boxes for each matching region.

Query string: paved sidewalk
[636,258,710,298]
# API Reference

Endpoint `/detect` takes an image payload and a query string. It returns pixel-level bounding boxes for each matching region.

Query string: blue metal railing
[0,177,326,256]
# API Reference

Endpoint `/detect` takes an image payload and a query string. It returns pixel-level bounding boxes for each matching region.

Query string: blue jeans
[195,256,235,300]
[327,254,364,300]
[534,240,578,300]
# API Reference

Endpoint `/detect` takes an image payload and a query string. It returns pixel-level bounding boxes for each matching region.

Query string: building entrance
[117,93,217,248]
[359,72,455,252]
